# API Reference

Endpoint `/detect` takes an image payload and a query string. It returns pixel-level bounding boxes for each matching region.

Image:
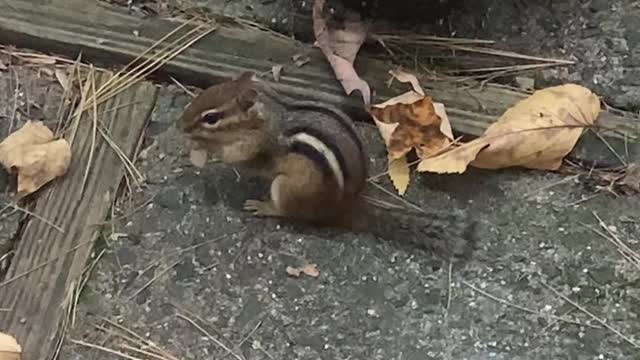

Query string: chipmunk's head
[180,71,271,162]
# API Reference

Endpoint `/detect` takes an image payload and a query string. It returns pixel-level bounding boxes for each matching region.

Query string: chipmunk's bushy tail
[364,206,479,263]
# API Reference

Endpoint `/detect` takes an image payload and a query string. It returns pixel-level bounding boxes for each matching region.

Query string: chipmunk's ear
[234,71,258,82]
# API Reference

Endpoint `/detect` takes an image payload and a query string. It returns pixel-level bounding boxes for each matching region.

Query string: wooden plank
[0,0,636,165]
[0,71,157,360]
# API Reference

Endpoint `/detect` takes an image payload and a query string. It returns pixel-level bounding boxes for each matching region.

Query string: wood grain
[0,71,157,360]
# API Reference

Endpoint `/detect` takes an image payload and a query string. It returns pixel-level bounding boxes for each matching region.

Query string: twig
[170,76,196,98]
[524,175,580,198]
[445,261,453,316]
[176,313,246,360]
[541,282,640,348]
[127,259,181,300]
[590,212,640,270]
[70,339,143,360]
[462,280,599,329]
[590,128,628,167]
[0,239,93,288]
[232,320,263,353]
[1,201,65,233]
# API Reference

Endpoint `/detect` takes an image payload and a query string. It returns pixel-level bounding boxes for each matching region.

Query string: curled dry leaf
[286,263,320,278]
[0,121,71,198]
[419,84,600,173]
[368,71,453,194]
[312,0,371,105]
[0,331,21,360]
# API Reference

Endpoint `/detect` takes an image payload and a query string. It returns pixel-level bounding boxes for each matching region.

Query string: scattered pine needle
[372,32,574,83]
[71,318,182,360]
[589,212,640,271]
[541,281,640,349]
[462,280,599,329]
[1,201,65,233]
[176,313,245,360]
[0,239,94,289]
[127,259,181,300]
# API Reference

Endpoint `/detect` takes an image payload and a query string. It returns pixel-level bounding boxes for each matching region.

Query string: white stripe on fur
[289,132,344,191]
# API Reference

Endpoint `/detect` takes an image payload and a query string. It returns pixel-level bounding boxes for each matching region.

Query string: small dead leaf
[0,59,7,71]
[0,332,21,360]
[271,65,283,82]
[388,69,425,96]
[54,68,71,92]
[370,96,453,160]
[418,84,600,174]
[388,156,410,195]
[189,148,208,168]
[312,0,371,105]
[368,72,454,193]
[286,264,320,278]
[0,121,71,198]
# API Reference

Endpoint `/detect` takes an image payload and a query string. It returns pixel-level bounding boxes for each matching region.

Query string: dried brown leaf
[370,96,453,160]
[0,121,71,198]
[286,264,320,278]
[388,69,425,96]
[0,331,22,360]
[418,84,600,174]
[418,139,490,173]
[471,84,600,170]
[312,0,370,105]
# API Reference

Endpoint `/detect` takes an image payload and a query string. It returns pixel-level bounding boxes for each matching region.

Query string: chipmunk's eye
[200,110,223,125]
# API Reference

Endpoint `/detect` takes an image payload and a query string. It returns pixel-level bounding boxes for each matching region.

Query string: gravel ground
[1,1,638,359]
[59,85,640,359]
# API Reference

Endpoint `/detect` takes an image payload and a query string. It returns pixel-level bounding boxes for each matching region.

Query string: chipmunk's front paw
[243,199,281,217]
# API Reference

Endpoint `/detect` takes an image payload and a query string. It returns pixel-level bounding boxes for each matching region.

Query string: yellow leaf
[418,139,490,174]
[0,332,21,360]
[0,121,71,198]
[388,156,410,195]
[471,84,600,170]
[417,84,600,174]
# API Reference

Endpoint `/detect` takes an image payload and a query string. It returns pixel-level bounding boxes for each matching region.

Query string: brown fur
[179,72,478,263]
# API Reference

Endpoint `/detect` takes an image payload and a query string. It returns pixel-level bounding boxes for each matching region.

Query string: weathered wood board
[0,0,637,164]
[0,72,157,360]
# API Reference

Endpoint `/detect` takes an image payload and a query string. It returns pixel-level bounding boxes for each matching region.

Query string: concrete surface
[60,86,640,359]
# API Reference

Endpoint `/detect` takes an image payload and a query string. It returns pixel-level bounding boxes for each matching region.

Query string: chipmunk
[179,72,478,262]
